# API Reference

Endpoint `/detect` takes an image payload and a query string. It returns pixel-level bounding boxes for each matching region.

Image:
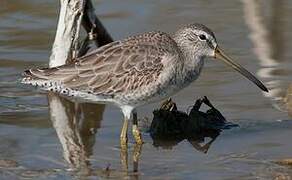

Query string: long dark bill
[214,46,268,92]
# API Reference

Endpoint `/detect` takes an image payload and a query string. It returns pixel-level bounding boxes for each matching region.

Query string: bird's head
[174,23,268,92]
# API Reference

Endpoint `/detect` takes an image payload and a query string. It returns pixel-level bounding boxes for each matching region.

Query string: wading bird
[22,23,268,146]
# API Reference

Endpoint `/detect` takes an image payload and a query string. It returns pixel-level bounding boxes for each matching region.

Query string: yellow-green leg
[133,143,142,172]
[132,111,143,144]
[120,141,128,172]
[120,117,129,147]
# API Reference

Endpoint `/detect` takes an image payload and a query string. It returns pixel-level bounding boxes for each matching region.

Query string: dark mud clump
[149,96,238,151]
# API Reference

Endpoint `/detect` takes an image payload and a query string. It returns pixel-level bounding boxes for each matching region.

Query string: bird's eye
[198,34,207,41]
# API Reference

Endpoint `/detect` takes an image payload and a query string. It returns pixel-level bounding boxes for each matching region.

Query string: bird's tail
[21,67,64,92]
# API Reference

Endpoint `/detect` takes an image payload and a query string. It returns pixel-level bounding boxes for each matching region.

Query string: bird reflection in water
[48,93,144,178]
[47,93,238,178]
[47,93,104,172]
[149,96,238,153]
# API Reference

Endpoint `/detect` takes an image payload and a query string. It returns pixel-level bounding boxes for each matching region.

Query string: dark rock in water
[149,96,238,151]
[188,96,238,131]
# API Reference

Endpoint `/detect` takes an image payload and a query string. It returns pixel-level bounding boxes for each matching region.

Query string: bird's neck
[171,35,205,87]
[183,50,204,73]
[181,52,205,84]
[174,45,205,85]
[173,35,205,75]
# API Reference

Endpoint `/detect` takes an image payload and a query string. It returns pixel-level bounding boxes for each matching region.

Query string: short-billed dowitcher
[22,23,268,146]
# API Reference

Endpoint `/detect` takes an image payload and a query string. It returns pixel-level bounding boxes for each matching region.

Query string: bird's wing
[23,32,177,96]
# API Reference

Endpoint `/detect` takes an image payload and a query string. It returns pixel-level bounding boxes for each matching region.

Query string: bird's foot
[160,98,177,111]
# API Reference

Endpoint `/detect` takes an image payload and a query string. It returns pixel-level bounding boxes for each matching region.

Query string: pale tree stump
[47,0,112,170]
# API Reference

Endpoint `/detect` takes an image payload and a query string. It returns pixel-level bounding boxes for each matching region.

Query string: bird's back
[22,31,182,106]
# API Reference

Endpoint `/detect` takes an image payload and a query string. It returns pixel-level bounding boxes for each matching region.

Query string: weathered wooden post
[47,0,143,173]
[49,0,112,67]
[48,0,112,170]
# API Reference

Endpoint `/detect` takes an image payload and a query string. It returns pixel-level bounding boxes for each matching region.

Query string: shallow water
[0,0,292,179]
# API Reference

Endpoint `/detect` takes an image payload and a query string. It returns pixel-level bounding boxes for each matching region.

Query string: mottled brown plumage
[22,23,268,145]
[23,31,180,104]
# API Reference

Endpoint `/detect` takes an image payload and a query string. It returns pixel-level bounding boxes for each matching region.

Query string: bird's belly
[112,66,202,107]
[142,70,201,104]
[115,79,193,107]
